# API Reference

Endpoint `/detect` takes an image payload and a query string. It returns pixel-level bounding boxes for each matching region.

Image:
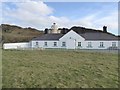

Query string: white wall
[31,40,119,49]
[3,42,30,49]
[30,40,61,49]
[59,30,85,49]
[59,30,85,41]
[77,41,119,49]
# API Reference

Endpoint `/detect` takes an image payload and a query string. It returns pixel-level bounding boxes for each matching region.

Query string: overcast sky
[1,0,118,35]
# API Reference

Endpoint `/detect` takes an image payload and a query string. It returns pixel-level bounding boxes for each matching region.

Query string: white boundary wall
[3,42,30,49]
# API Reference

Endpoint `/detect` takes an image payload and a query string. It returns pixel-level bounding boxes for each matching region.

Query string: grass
[2,50,118,88]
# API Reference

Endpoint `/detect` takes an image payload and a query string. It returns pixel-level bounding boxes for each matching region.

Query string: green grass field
[2,50,118,88]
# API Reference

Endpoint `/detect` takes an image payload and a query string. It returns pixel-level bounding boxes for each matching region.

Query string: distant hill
[1,24,44,43]
[0,24,119,43]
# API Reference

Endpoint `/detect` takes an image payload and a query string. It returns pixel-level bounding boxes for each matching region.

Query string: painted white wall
[59,30,85,41]
[31,40,119,49]
[77,41,119,49]
[3,42,30,49]
[30,40,61,49]
[59,30,85,49]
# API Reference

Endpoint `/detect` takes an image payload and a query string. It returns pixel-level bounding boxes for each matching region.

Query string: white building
[3,23,119,50]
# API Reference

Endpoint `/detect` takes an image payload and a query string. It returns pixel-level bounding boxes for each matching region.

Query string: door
[66,38,76,49]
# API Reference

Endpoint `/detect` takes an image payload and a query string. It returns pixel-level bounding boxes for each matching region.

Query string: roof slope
[32,26,118,41]
[79,32,118,40]
[70,26,118,40]
[32,34,64,40]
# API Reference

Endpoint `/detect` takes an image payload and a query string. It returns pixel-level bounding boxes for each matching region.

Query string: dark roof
[70,26,118,40]
[32,34,64,40]
[79,32,118,40]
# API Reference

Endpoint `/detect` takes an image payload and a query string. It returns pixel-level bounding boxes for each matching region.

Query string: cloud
[3,0,53,17]
[93,11,118,34]
[2,0,54,29]
[71,11,118,35]
[1,0,37,2]
[16,1,53,16]
[2,1,118,35]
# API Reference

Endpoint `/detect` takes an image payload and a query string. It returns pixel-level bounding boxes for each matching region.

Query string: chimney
[103,26,107,33]
[44,28,48,34]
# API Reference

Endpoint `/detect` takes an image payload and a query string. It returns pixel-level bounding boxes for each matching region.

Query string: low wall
[3,42,30,49]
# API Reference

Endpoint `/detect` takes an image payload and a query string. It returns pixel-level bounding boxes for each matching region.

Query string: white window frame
[99,42,104,48]
[44,42,47,46]
[36,42,38,46]
[53,42,57,47]
[87,42,92,48]
[112,42,116,47]
[78,42,82,47]
[62,42,66,47]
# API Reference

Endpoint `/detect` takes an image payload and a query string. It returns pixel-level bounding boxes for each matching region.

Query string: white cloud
[2,0,54,29]
[1,0,25,2]
[74,14,97,28]
[2,1,118,35]
[93,11,118,33]
[70,11,118,35]
[3,0,53,17]
[16,1,53,16]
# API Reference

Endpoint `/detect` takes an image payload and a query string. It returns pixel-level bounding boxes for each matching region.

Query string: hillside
[1,24,44,43]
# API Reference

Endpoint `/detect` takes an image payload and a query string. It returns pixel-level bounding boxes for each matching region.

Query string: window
[100,42,104,47]
[62,42,66,47]
[54,42,57,47]
[44,42,47,46]
[112,42,116,47]
[78,42,82,47]
[36,42,38,45]
[87,42,92,47]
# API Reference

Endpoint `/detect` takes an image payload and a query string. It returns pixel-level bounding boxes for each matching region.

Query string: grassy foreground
[2,50,118,88]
